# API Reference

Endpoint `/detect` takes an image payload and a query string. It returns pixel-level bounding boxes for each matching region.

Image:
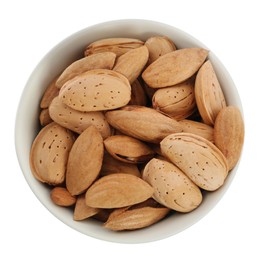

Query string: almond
[104,135,155,164]
[30,122,75,185]
[50,187,76,206]
[143,158,202,212]
[145,36,176,64]
[66,126,104,195]
[56,52,116,88]
[85,173,154,208]
[142,48,208,88]
[49,96,111,138]
[214,106,244,170]
[195,60,226,125]
[73,194,100,221]
[161,133,228,191]
[113,45,149,84]
[128,78,147,106]
[39,108,53,126]
[85,38,144,57]
[152,77,196,119]
[59,69,131,112]
[105,105,183,143]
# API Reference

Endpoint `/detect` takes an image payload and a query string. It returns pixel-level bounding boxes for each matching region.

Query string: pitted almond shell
[195,60,226,125]
[30,122,75,185]
[100,153,141,177]
[179,119,214,142]
[66,126,104,195]
[214,106,244,170]
[85,173,154,208]
[104,204,170,231]
[145,36,176,64]
[152,77,196,120]
[142,48,208,88]
[49,96,111,139]
[85,38,144,57]
[104,135,155,164]
[143,158,202,212]
[128,78,147,106]
[50,187,76,207]
[160,133,228,191]
[59,69,131,112]
[40,76,59,109]
[56,52,116,88]
[113,45,149,84]
[73,194,100,221]
[39,108,53,126]
[105,105,183,143]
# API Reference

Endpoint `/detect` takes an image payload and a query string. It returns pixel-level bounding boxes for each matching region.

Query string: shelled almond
[30,36,244,231]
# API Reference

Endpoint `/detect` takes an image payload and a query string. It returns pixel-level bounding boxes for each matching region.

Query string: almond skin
[56,52,116,88]
[85,173,154,208]
[105,105,183,143]
[59,69,131,112]
[113,45,149,84]
[214,106,244,170]
[50,187,76,207]
[49,96,111,139]
[66,126,104,195]
[161,133,228,191]
[142,48,208,88]
[143,158,202,212]
[30,122,75,185]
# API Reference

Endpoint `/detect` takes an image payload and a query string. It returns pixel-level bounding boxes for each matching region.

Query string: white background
[1,0,259,259]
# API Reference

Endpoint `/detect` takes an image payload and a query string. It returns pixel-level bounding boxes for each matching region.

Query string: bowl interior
[15,19,242,243]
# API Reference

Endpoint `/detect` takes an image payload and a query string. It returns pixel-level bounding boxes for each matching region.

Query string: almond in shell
[113,45,149,84]
[49,96,111,138]
[104,135,155,164]
[145,36,176,64]
[66,126,104,195]
[56,52,116,88]
[30,122,75,185]
[143,158,202,212]
[85,38,144,57]
[39,108,53,126]
[104,201,170,231]
[160,133,228,191]
[59,69,131,112]
[214,106,244,170]
[152,77,196,119]
[105,105,183,143]
[50,187,76,207]
[128,78,147,106]
[142,48,208,88]
[195,60,226,125]
[85,173,154,208]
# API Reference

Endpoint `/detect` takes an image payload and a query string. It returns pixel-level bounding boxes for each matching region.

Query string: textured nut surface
[66,126,104,195]
[152,77,196,119]
[40,77,59,109]
[56,52,116,88]
[49,96,111,138]
[105,105,183,143]
[85,173,154,208]
[30,122,75,185]
[214,106,244,170]
[59,69,131,112]
[104,135,155,164]
[50,187,76,207]
[142,48,208,88]
[195,60,226,125]
[143,158,202,212]
[113,45,149,84]
[161,133,228,191]
[85,38,144,57]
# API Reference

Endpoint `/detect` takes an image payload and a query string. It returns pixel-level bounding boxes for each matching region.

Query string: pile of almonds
[30,36,244,231]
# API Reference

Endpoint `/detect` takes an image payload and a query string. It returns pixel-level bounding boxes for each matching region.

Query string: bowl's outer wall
[15,19,242,243]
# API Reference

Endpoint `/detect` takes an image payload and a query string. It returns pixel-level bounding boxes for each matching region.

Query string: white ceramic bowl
[15,19,243,243]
